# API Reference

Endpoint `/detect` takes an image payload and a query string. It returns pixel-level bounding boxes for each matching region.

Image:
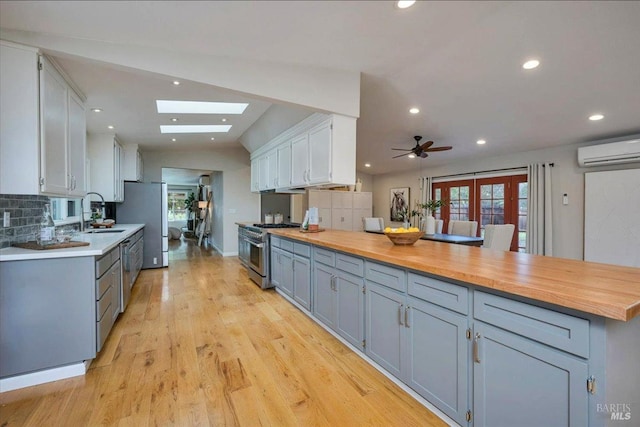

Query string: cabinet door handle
[473,333,481,363]
[398,304,404,326]
[405,306,410,328]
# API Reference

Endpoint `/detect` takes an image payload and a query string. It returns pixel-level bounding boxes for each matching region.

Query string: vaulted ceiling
[1,1,639,175]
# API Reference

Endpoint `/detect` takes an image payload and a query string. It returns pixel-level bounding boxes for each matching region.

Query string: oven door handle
[245,239,264,249]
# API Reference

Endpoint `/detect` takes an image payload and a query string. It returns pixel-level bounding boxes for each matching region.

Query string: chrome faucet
[80,192,105,232]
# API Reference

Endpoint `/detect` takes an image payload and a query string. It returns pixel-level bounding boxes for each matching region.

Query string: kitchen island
[269,228,640,427]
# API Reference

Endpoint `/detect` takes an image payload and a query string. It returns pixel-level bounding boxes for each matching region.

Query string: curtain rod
[431,163,553,180]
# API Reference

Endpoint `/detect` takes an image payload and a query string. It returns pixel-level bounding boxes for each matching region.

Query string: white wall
[240,104,314,153]
[143,147,259,256]
[209,171,224,253]
[371,142,636,260]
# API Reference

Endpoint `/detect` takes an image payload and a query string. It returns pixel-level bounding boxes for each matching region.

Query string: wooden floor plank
[0,237,447,427]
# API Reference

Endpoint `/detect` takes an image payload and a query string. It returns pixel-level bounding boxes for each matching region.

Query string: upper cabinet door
[40,57,69,195]
[276,142,291,188]
[290,133,309,187]
[250,158,259,192]
[308,121,331,184]
[67,90,86,196]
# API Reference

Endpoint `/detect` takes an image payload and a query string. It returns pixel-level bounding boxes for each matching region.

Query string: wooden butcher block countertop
[269,229,640,322]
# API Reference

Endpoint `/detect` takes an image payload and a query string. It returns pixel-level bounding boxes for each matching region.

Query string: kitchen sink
[83,229,125,234]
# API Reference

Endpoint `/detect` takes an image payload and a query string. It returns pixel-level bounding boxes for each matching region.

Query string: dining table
[365,230,484,246]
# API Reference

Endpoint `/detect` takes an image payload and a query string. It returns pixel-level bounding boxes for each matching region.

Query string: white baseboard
[0,362,87,393]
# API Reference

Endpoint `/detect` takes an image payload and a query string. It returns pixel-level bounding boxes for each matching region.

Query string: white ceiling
[1,1,639,176]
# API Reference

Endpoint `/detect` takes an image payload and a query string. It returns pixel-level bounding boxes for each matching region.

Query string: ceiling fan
[391,135,452,159]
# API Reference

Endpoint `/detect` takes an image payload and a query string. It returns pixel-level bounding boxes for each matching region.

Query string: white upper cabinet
[308,121,332,184]
[0,41,87,196]
[250,113,357,193]
[87,134,124,202]
[258,154,270,191]
[290,133,309,187]
[250,158,259,192]
[276,141,292,189]
[122,144,144,182]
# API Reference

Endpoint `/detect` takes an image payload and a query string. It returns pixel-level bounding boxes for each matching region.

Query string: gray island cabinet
[269,230,640,427]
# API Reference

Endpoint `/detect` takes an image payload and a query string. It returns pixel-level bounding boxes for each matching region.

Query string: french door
[432,174,527,251]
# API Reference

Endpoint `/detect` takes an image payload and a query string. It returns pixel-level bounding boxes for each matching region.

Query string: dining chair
[435,219,444,234]
[449,220,478,237]
[363,217,385,232]
[482,224,515,251]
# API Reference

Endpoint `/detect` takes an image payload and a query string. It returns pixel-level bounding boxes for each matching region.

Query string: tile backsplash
[0,194,51,249]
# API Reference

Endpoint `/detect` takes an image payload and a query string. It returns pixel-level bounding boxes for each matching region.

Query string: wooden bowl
[384,231,424,245]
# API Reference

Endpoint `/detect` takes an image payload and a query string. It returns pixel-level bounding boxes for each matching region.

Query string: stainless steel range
[237,223,300,288]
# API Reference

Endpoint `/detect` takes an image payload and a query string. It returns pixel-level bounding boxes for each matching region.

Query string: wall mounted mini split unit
[577,139,640,167]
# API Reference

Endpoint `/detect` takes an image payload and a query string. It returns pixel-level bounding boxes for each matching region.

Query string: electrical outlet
[3,212,9,227]
[153,257,158,265]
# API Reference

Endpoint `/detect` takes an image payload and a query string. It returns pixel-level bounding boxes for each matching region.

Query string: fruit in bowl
[383,227,424,245]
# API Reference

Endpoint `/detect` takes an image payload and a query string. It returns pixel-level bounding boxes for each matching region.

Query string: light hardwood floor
[0,237,447,426]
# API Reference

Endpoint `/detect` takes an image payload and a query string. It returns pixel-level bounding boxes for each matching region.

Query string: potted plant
[184,192,196,231]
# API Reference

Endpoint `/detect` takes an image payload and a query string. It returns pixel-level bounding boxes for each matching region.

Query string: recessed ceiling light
[156,100,248,114]
[408,154,416,158]
[160,125,232,134]
[477,139,486,145]
[589,114,604,121]
[396,1,416,9]
[172,80,180,85]
[221,118,227,122]
[91,108,102,113]
[522,59,540,70]
[364,163,371,168]
[210,137,215,141]
[409,107,420,114]
[170,118,178,122]
[107,125,114,130]
[171,138,176,142]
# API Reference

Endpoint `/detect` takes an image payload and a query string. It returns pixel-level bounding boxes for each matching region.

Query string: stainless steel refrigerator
[116,181,168,268]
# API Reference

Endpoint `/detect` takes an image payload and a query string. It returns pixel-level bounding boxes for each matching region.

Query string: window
[50,198,81,224]
[432,174,527,252]
[167,191,189,221]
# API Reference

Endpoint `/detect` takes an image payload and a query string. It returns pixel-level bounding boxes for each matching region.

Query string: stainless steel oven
[238,225,270,288]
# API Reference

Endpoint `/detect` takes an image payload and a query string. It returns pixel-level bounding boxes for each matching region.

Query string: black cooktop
[252,223,301,229]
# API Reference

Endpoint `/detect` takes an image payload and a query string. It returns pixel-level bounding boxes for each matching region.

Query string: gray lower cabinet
[293,255,311,310]
[271,247,283,290]
[0,257,96,378]
[313,248,365,350]
[279,249,294,297]
[365,281,405,379]
[473,322,588,427]
[95,247,121,352]
[407,296,470,425]
[272,238,311,310]
[313,262,336,328]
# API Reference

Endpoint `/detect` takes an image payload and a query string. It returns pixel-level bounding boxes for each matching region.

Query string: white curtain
[527,163,553,255]
[419,177,432,231]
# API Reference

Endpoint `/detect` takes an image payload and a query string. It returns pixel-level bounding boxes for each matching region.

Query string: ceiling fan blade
[392,153,409,159]
[424,146,452,152]
[420,140,434,150]
[391,148,413,151]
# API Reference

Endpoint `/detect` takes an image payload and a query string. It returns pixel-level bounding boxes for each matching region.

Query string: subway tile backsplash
[0,194,51,249]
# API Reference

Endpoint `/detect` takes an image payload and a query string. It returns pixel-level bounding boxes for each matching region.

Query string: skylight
[160,125,232,134]
[156,100,248,114]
